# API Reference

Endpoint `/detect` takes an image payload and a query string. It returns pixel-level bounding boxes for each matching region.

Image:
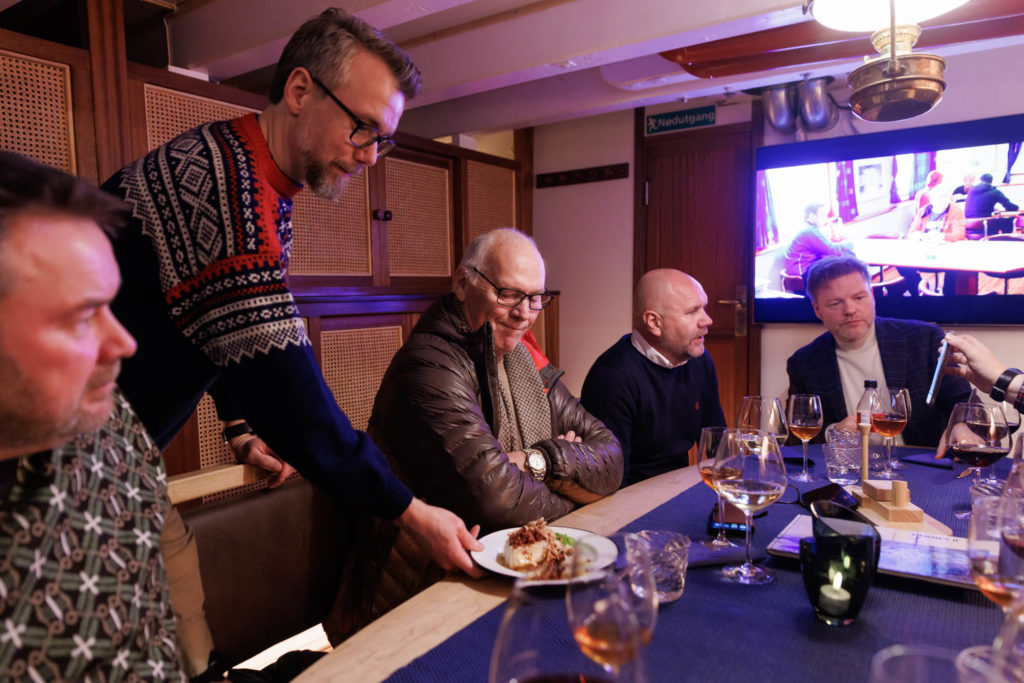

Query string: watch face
[528,452,545,471]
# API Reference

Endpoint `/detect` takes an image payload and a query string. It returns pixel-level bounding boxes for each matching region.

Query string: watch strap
[990,368,1022,403]
[222,422,254,443]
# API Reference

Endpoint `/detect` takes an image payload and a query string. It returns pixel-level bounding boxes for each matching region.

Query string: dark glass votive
[799,534,877,626]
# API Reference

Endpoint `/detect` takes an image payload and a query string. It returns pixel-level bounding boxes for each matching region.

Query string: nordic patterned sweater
[103,114,413,519]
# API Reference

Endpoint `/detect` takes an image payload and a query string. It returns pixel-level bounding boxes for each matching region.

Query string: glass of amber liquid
[698,426,740,549]
[787,394,823,483]
[870,389,908,480]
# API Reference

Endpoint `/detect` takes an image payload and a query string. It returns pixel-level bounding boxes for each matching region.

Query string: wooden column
[514,127,534,236]
[87,0,132,180]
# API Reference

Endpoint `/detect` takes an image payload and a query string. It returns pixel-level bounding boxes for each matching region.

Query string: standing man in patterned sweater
[0,151,185,680]
[103,7,482,612]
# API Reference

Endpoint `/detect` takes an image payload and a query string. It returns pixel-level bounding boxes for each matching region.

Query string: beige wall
[532,109,635,394]
[533,41,1024,405]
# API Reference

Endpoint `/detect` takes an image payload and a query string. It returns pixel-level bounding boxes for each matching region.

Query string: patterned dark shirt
[0,389,184,681]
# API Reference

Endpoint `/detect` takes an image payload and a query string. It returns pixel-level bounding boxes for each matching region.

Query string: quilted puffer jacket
[369,293,623,531]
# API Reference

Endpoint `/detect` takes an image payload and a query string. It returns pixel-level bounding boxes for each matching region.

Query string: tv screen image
[753,114,1024,325]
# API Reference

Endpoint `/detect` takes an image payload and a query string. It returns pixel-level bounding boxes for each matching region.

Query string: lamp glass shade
[810,0,970,33]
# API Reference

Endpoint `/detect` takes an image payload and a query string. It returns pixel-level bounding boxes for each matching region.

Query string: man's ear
[641,309,662,337]
[453,267,469,302]
[282,67,315,116]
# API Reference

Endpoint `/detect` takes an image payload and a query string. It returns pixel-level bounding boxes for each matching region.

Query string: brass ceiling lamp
[809,0,969,122]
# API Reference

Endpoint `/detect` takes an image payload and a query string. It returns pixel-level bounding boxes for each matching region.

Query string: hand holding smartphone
[926,336,952,406]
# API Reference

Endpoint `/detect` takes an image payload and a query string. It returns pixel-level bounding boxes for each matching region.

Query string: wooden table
[295,466,701,682]
[852,237,1024,275]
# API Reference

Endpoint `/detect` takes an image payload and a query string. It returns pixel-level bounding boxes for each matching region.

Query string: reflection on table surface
[852,237,1024,274]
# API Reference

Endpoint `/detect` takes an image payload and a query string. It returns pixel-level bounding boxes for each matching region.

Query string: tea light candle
[818,572,851,616]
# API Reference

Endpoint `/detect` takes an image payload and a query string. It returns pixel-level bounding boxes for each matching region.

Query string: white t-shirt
[835,325,904,445]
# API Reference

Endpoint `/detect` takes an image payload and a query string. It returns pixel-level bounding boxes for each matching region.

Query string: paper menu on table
[767,515,973,589]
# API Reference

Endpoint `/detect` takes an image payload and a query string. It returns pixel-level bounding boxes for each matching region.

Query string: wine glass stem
[801,439,810,476]
[743,511,754,567]
[716,493,728,543]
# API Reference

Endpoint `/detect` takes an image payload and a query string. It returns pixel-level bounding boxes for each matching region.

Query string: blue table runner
[384,447,1009,682]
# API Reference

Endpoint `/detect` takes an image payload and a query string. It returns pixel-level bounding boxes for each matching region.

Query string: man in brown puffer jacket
[370,228,623,532]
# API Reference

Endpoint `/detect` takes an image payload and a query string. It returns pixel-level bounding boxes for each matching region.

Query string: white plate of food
[471,520,618,584]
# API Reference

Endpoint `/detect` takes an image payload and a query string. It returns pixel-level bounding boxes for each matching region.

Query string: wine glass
[697,426,740,549]
[889,388,913,470]
[787,394,823,483]
[490,576,643,683]
[984,405,1022,486]
[968,495,1024,612]
[946,403,1011,520]
[737,396,788,448]
[713,428,788,585]
[870,389,908,481]
[565,533,655,681]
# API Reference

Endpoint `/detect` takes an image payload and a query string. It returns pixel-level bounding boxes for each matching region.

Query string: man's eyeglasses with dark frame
[472,267,555,310]
[310,75,397,158]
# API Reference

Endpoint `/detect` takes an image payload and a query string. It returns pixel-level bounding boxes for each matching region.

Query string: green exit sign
[645,105,717,135]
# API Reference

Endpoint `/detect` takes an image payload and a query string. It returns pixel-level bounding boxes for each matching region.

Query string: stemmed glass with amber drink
[697,426,740,549]
[871,389,908,480]
[787,394,823,483]
[946,403,1010,521]
[737,396,788,448]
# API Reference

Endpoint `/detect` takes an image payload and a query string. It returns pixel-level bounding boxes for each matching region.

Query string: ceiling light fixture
[808,0,969,122]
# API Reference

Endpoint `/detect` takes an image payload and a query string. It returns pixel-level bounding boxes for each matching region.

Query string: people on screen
[0,151,185,679]
[581,269,726,486]
[965,173,1020,236]
[786,256,971,446]
[781,203,855,282]
[370,228,623,531]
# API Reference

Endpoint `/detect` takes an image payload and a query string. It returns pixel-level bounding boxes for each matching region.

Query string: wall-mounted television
[753,113,1024,325]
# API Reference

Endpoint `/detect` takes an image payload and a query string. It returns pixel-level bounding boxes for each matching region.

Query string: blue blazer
[786,317,971,447]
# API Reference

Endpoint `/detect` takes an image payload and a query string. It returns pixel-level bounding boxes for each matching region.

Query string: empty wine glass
[947,403,1011,520]
[890,388,913,470]
[787,394,823,483]
[713,428,788,585]
[697,426,739,549]
[870,389,908,481]
[565,533,655,682]
[737,396,788,448]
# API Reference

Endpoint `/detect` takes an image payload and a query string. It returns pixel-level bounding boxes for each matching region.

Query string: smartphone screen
[926,337,951,406]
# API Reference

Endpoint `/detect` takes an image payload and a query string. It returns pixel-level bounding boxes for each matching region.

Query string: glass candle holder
[799,533,877,626]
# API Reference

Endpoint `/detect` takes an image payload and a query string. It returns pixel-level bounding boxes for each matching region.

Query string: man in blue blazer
[786,256,970,446]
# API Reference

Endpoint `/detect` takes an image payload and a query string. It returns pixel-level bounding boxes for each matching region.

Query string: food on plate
[501,518,574,578]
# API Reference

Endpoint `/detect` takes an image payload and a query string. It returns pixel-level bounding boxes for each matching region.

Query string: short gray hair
[805,255,870,302]
[269,8,421,103]
[456,228,542,293]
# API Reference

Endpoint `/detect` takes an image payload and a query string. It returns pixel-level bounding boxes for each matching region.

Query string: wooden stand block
[863,497,924,523]
[862,480,893,501]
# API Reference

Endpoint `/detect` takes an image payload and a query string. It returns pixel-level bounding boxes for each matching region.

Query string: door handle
[717,286,748,337]
[372,209,393,221]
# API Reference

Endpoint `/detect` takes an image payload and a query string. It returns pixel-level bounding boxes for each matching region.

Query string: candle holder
[799,533,877,626]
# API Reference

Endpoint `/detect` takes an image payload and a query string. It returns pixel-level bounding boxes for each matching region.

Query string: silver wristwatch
[523,448,547,481]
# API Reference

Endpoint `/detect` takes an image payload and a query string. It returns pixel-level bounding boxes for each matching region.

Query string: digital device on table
[707,503,748,536]
[926,337,951,407]
[799,482,860,511]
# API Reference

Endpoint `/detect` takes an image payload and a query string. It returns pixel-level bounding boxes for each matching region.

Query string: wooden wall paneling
[384,149,455,284]
[318,315,405,432]
[85,0,132,179]
[290,177,373,279]
[0,30,97,181]
[464,158,517,242]
[514,127,534,236]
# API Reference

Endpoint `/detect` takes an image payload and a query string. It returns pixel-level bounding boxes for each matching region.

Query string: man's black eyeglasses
[310,76,397,158]
[472,267,554,310]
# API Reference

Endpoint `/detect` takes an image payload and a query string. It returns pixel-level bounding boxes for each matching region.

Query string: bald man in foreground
[582,269,726,485]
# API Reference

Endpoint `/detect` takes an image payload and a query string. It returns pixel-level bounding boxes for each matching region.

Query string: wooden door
[636,121,758,428]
